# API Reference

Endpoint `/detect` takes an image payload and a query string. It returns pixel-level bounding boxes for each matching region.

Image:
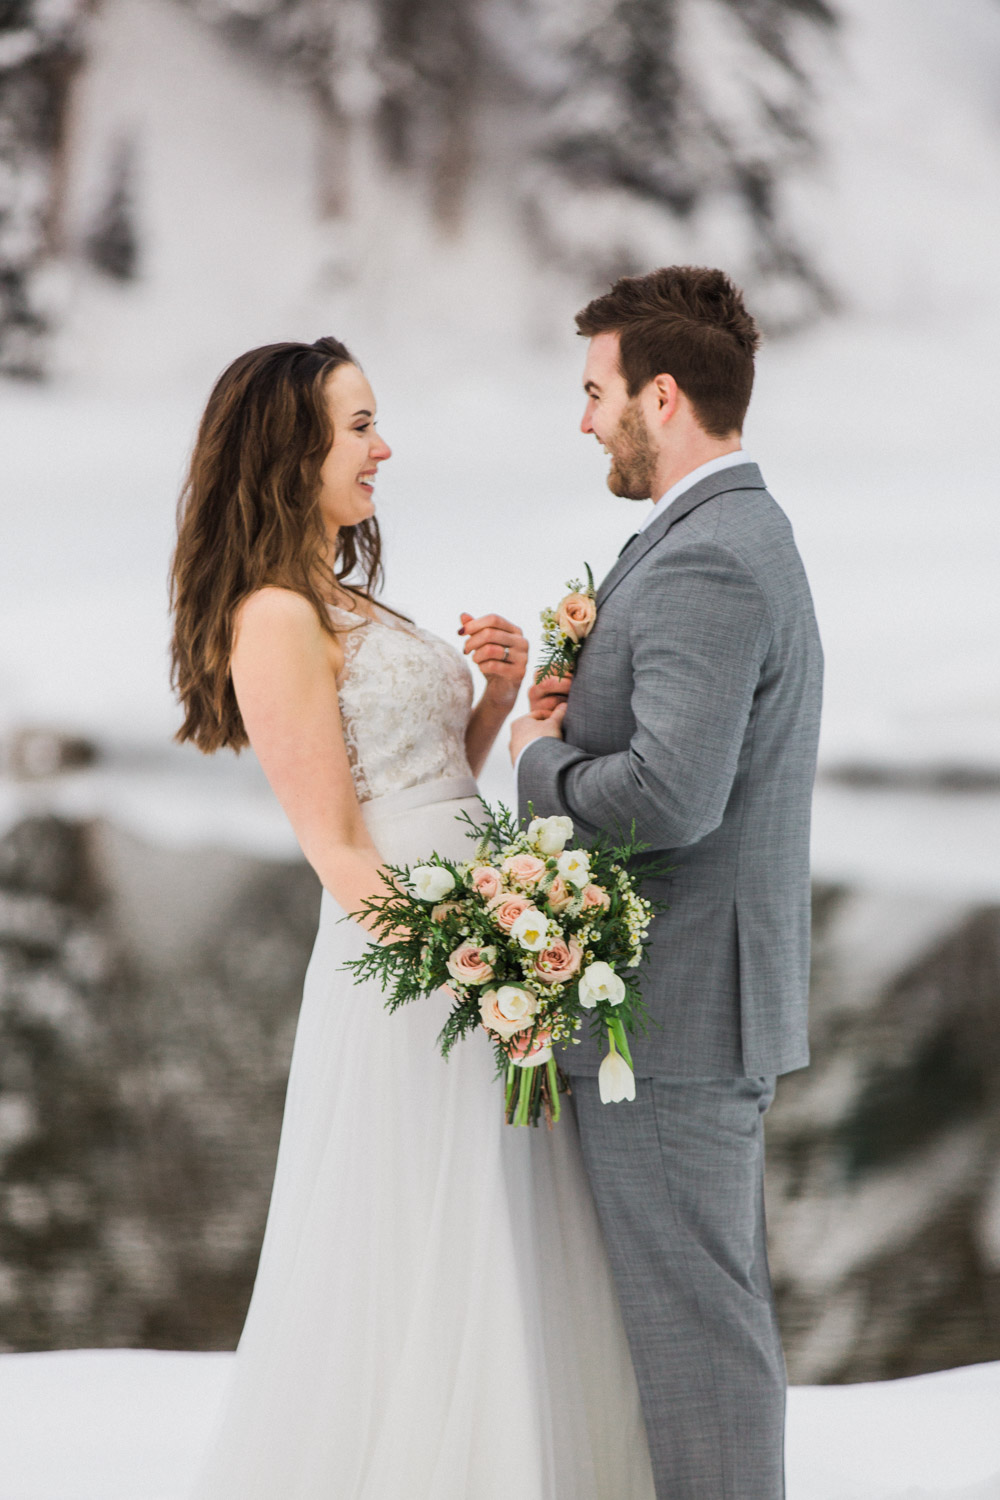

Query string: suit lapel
[595,461,766,608]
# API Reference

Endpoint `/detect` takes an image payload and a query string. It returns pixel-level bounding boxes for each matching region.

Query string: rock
[3,729,98,782]
[766,887,1000,1382]
[0,813,317,1351]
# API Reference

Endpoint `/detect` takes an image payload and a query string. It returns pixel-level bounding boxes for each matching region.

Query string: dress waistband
[360,775,480,821]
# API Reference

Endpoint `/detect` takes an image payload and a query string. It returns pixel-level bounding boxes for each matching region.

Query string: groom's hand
[528,672,572,718]
[509,701,567,765]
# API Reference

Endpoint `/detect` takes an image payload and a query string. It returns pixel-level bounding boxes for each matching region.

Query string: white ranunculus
[496,984,538,1023]
[577,961,626,1009]
[527,815,574,856]
[556,847,591,889]
[481,986,539,1039]
[510,907,551,952]
[599,1051,636,1104]
[412,864,457,902]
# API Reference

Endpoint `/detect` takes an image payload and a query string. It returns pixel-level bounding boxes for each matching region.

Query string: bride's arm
[230,586,393,934]
[458,611,529,778]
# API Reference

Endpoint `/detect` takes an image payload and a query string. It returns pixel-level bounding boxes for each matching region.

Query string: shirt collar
[635,450,750,534]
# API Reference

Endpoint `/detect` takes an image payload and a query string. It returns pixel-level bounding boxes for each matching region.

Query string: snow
[0,1349,996,1500]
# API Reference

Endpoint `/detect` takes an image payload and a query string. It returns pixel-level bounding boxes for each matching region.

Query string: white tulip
[556,847,591,888]
[599,1051,636,1104]
[412,865,457,902]
[510,907,551,952]
[577,961,626,1009]
[527,815,574,855]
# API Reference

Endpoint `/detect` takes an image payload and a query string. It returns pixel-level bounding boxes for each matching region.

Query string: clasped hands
[509,673,570,765]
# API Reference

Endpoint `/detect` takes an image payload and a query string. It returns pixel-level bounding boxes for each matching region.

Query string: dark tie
[617,531,640,558]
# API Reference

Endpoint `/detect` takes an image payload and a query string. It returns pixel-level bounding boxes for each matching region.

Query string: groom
[510,265,822,1499]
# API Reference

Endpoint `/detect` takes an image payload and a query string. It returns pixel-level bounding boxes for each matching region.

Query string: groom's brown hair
[576,266,760,438]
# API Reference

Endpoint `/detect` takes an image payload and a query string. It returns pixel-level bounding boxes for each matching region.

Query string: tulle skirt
[190,776,655,1499]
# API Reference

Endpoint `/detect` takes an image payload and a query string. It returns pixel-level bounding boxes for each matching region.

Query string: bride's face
[317,363,392,534]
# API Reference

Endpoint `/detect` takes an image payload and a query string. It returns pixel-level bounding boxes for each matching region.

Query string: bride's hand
[458,613,529,704]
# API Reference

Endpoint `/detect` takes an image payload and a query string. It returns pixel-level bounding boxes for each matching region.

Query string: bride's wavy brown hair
[170,336,388,753]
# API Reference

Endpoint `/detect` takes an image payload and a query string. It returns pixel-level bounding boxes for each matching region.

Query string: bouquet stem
[505,1056,569,1128]
[607,1014,634,1069]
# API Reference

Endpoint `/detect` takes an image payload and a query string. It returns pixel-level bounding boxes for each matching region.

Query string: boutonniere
[535,565,597,683]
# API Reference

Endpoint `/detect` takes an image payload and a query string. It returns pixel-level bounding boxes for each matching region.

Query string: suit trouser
[568,1073,786,1500]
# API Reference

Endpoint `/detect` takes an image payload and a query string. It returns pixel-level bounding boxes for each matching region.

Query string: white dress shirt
[513,450,752,785]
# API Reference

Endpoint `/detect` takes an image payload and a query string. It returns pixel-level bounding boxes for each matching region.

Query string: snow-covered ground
[0,1349,997,1500]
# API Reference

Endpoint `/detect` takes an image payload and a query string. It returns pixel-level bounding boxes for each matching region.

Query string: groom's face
[581,333,657,501]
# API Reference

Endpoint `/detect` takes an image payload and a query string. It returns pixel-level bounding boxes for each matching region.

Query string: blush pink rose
[555,591,597,643]
[431,900,462,923]
[502,853,547,888]
[507,1027,553,1064]
[545,876,574,913]
[470,865,502,902]
[488,892,533,932]
[533,936,583,986]
[581,883,611,911]
[445,941,495,985]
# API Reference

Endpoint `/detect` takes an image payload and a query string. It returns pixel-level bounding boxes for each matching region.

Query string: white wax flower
[556,848,591,888]
[527,815,574,855]
[577,961,626,1009]
[599,1051,636,1104]
[510,907,551,952]
[412,864,457,902]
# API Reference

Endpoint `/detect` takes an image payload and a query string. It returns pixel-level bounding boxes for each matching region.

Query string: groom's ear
[649,373,680,424]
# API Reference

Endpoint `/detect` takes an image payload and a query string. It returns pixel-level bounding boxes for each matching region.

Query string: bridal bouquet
[344,802,661,1126]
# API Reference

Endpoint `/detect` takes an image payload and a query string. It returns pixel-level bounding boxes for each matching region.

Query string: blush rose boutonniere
[535,564,597,684]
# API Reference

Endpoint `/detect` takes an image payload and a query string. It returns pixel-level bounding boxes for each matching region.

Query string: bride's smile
[317,361,392,538]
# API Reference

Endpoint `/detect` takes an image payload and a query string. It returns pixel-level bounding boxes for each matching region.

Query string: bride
[169,335,655,1498]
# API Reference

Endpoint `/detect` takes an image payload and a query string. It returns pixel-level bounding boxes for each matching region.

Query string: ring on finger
[502,644,510,663]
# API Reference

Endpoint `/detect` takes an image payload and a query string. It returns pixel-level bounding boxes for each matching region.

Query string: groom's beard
[606,401,657,500]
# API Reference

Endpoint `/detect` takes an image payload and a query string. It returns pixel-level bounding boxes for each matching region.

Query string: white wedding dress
[190,601,655,1500]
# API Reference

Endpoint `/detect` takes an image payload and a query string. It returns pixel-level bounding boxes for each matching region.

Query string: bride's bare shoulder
[232,587,344,673]
[235,585,319,630]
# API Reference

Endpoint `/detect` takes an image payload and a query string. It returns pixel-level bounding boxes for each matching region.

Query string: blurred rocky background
[1,0,998,1386]
[1,791,998,1382]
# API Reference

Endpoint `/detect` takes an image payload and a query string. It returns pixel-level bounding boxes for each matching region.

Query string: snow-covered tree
[0,0,89,376]
[178,0,838,322]
[0,0,838,373]
[501,0,837,325]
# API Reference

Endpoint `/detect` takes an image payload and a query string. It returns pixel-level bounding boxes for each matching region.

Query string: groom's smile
[581,332,657,502]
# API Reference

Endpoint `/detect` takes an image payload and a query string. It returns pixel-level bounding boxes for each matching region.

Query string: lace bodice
[328,602,475,804]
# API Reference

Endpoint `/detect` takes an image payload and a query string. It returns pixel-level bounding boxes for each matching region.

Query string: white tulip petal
[598,1052,636,1104]
[578,961,626,1009]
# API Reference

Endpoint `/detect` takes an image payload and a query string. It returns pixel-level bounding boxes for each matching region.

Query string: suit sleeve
[517,541,773,850]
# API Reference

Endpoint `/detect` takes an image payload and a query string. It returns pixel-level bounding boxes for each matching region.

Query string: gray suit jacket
[518,462,823,1078]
